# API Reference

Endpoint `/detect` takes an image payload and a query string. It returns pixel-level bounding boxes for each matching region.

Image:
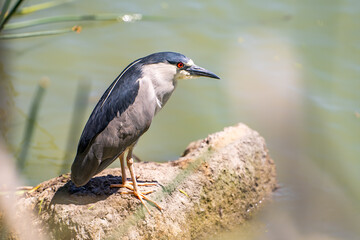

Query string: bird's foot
[110,182,161,214]
[110,182,138,192]
[122,190,162,214]
[110,181,157,191]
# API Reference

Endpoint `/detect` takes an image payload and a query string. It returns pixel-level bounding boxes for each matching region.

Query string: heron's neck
[142,63,177,110]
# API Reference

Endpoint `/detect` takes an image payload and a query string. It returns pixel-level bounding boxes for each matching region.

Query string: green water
[2,0,360,239]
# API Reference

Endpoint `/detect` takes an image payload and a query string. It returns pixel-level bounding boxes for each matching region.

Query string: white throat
[141,63,178,112]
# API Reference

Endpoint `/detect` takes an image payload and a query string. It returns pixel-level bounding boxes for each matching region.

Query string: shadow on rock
[50,174,124,205]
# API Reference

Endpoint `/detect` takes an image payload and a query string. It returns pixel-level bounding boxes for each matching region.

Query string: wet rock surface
[15,123,277,239]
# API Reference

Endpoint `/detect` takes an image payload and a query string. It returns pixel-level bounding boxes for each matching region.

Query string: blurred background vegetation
[1,0,359,239]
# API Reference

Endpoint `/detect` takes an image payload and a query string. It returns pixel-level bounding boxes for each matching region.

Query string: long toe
[132,182,157,187]
[110,182,134,191]
[119,179,158,187]
[133,191,151,214]
[140,194,162,211]
[121,190,162,214]
[110,181,157,188]
[120,190,154,195]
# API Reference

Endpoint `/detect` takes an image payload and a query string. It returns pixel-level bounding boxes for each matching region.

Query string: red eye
[177,62,184,68]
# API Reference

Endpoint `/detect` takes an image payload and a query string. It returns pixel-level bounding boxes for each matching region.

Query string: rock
[15,123,277,239]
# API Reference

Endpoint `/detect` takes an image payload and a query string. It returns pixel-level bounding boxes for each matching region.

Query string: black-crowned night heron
[71,52,220,213]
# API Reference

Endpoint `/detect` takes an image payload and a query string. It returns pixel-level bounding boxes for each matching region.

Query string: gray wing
[77,59,143,154]
[71,61,156,186]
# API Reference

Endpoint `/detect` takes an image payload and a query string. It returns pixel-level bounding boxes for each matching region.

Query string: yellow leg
[121,152,157,187]
[110,148,162,213]
[126,147,162,213]
[110,153,133,191]
[120,152,127,185]
[110,152,156,191]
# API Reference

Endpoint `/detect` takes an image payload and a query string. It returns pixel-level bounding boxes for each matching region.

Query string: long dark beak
[187,65,220,79]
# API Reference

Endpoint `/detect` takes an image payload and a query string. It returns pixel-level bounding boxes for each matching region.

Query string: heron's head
[139,52,220,82]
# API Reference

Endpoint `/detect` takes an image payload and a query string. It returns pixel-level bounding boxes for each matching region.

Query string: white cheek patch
[180,69,190,77]
[177,69,195,80]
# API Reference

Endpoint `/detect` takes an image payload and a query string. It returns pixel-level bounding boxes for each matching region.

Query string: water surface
[2,0,360,239]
